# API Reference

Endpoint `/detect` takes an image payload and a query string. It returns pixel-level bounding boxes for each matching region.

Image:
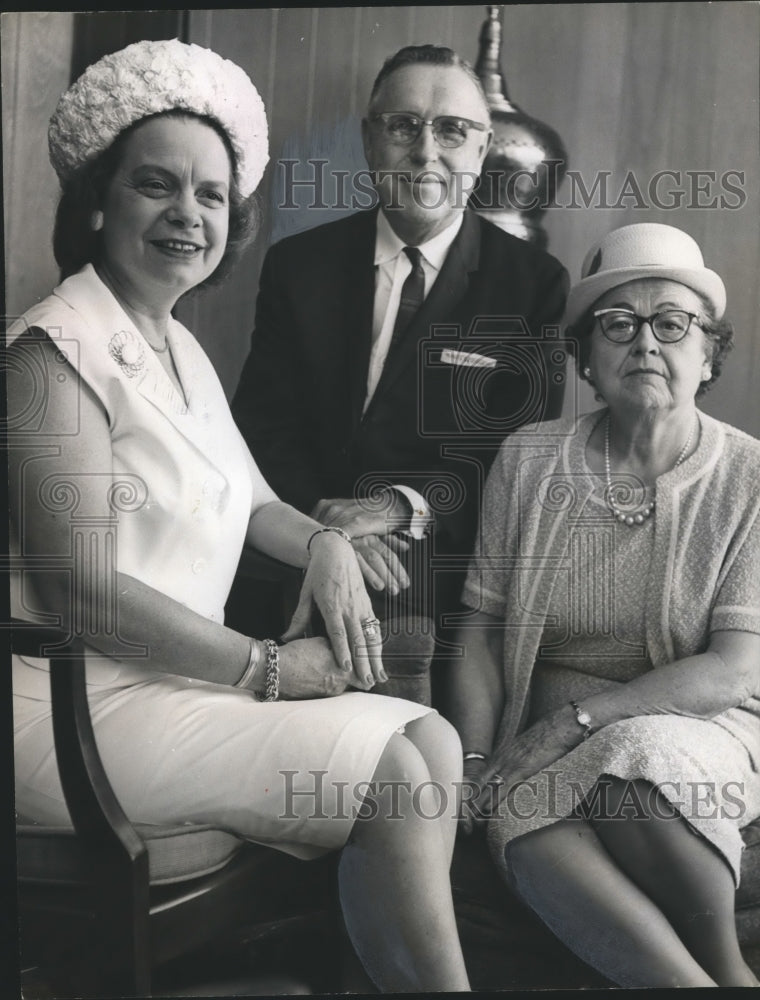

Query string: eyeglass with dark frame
[369,112,489,148]
[593,308,702,344]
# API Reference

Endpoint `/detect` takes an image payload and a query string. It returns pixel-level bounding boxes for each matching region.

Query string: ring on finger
[360,616,381,639]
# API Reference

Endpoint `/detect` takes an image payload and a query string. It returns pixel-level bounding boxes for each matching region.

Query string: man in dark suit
[232,45,569,671]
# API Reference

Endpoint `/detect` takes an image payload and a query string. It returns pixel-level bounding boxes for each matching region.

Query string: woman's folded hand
[276,637,351,699]
[281,531,386,689]
[471,706,583,820]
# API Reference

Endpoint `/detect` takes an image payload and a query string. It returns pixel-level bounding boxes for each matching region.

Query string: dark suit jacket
[233,207,569,558]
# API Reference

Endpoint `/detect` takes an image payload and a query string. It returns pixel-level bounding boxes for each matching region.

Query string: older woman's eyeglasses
[369,113,488,148]
[593,308,701,344]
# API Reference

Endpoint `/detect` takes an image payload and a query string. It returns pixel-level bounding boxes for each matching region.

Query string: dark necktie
[390,246,425,350]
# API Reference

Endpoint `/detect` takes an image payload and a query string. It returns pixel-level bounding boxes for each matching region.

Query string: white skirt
[13,656,433,860]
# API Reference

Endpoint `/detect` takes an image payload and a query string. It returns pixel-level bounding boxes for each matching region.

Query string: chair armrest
[374,617,434,707]
[11,621,148,873]
[300,613,435,705]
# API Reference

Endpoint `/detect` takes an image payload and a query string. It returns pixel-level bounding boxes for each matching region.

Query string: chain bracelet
[262,638,280,702]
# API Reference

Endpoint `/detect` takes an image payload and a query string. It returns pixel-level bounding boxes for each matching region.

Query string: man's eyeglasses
[593,308,702,344]
[369,112,488,148]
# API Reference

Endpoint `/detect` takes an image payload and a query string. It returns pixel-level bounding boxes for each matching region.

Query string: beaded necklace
[604,414,695,526]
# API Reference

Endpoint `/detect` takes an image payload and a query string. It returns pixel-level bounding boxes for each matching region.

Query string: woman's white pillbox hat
[48,38,269,198]
[565,223,727,326]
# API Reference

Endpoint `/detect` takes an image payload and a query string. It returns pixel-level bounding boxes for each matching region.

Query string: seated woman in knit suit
[452,222,760,987]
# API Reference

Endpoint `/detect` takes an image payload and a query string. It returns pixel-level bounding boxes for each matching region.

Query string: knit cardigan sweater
[462,409,760,761]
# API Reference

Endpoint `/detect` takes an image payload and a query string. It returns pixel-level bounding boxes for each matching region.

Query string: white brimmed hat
[565,223,726,326]
[48,38,269,198]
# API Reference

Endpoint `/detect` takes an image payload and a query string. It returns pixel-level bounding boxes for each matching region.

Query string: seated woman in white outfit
[451,223,760,988]
[8,40,469,993]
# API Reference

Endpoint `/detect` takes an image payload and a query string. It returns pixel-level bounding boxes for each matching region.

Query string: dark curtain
[70,10,188,83]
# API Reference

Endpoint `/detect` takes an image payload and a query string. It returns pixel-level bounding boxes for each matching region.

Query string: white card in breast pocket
[440,348,497,369]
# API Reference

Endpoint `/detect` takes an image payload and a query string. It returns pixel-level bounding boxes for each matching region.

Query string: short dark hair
[52,110,259,291]
[368,44,489,115]
[570,292,734,399]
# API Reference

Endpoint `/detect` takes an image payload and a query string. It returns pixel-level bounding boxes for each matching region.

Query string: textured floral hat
[565,223,726,326]
[48,38,269,198]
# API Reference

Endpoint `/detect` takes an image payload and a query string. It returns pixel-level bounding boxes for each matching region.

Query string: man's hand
[352,534,410,595]
[312,491,411,539]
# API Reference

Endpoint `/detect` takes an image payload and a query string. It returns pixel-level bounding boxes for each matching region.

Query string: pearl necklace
[148,339,169,354]
[604,415,695,526]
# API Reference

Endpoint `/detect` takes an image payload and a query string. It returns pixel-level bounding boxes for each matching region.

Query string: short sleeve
[240,429,280,513]
[710,509,760,636]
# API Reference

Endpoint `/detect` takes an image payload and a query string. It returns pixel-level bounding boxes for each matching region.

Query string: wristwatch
[570,700,594,739]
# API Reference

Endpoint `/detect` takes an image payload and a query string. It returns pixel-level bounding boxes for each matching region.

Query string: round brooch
[108,330,146,378]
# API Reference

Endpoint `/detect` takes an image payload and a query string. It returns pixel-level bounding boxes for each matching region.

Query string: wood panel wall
[4,5,759,435]
[182,3,760,436]
[2,12,74,319]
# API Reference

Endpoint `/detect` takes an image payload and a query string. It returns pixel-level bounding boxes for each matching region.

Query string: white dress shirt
[364,210,464,537]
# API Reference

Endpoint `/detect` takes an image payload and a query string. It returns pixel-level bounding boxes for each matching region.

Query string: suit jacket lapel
[345,209,380,427]
[364,209,481,414]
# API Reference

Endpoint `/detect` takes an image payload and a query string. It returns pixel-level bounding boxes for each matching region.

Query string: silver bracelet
[463,751,487,762]
[306,525,351,555]
[263,638,280,702]
[235,637,261,689]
